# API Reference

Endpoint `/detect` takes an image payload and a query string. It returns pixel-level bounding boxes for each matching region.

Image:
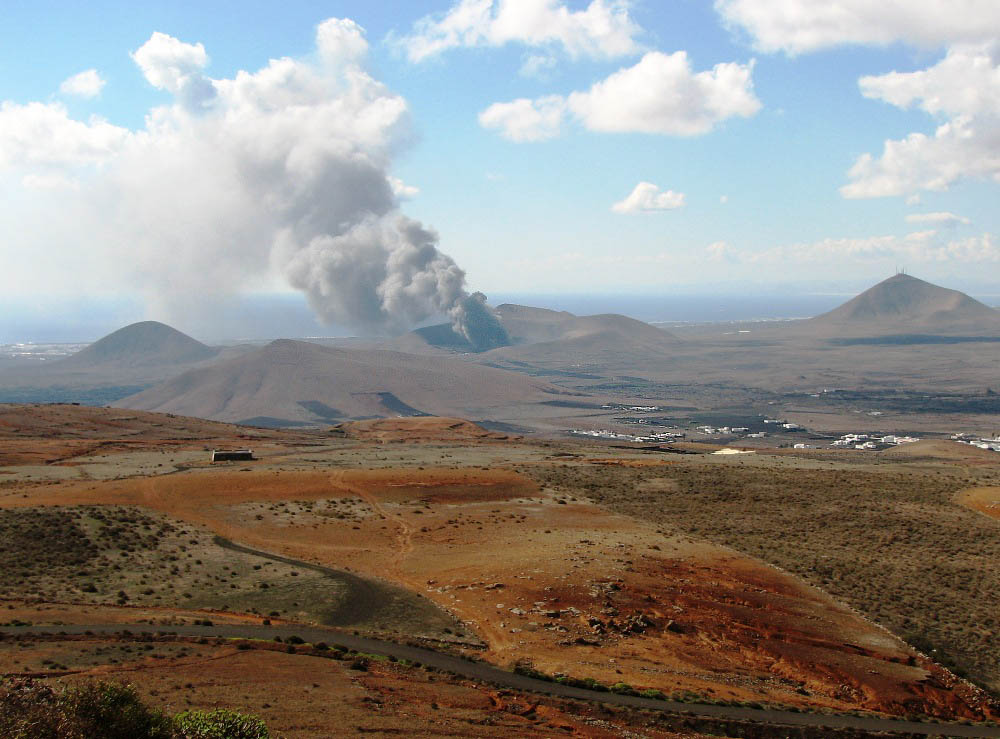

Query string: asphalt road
[3,622,999,737]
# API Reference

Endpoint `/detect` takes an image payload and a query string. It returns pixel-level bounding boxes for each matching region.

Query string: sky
[1,1,999,340]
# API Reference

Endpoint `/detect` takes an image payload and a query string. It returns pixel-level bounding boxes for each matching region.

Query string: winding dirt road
[3,622,998,737]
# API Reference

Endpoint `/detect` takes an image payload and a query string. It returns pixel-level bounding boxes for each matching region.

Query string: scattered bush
[173,708,269,739]
[0,679,270,739]
[0,679,173,739]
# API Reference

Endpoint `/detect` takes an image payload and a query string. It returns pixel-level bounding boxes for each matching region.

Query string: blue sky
[1,1,999,339]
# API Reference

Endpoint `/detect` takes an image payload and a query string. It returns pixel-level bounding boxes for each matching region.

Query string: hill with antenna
[808,274,1000,335]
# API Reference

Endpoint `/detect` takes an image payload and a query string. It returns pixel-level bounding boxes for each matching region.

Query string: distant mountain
[58,321,217,369]
[116,339,570,426]
[482,304,680,366]
[809,274,1000,335]
[391,304,679,362]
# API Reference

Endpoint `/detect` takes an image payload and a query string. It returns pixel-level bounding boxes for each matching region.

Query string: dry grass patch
[525,459,1000,694]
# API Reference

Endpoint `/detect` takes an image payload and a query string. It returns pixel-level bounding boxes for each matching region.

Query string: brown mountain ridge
[116,339,572,426]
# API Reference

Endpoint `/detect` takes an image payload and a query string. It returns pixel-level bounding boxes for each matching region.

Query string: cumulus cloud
[59,69,106,98]
[905,211,971,226]
[480,51,760,140]
[611,182,685,213]
[0,101,129,168]
[568,52,760,134]
[478,95,566,141]
[714,0,1000,55]
[858,43,1000,117]
[842,43,1000,198]
[399,0,642,62]
[0,20,507,344]
[130,31,216,110]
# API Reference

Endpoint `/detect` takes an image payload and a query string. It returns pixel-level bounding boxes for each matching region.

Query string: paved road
[4,622,998,737]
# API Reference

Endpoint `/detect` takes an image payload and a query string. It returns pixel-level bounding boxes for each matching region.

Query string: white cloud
[905,211,970,226]
[519,53,556,78]
[611,182,685,213]
[715,0,1000,55]
[568,52,760,135]
[747,230,1000,264]
[478,95,566,141]
[130,31,216,110]
[59,69,106,98]
[480,51,760,140]
[388,175,420,199]
[20,173,80,190]
[0,20,494,340]
[0,101,129,168]
[858,43,1000,118]
[316,17,369,66]
[719,194,728,204]
[400,0,642,62]
[842,44,1000,198]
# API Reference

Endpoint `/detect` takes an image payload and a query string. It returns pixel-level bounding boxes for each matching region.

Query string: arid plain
[2,403,1000,737]
[3,274,1000,736]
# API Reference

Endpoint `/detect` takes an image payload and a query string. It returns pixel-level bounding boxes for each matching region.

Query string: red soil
[7,464,996,720]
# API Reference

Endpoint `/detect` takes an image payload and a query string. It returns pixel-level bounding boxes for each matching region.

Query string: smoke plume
[0,18,508,347]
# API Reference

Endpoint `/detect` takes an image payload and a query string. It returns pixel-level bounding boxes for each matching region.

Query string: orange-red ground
[5,461,995,720]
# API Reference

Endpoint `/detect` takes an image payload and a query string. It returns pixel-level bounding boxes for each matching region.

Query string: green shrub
[173,708,269,739]
[0,679,270,739]
[609,682,637,696]
[0,679,173,739]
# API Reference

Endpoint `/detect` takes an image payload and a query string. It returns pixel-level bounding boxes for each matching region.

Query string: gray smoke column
[283,213,508,348]
[450,292,511,351]
[0,18,510,349]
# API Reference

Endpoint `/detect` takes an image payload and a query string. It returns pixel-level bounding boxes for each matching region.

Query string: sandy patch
[958,486,1000,521]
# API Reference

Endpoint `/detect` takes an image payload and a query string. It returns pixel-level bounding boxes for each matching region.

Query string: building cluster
[569,428,685,443]
[695,425,749,435]
[763,419,800,430]
[951,433,1000,452]
[601,403,661,412]
[830,433,919,450]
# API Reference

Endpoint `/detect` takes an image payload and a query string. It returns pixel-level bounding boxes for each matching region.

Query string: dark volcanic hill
[116,339,570,426]
[808,274,1000,335]
[391,304,679,363]
[58,321,218,369]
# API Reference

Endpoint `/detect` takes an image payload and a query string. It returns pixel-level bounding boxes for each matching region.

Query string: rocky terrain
[2,405,999,736]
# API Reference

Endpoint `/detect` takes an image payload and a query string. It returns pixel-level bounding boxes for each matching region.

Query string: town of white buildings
[951,433,1000,452]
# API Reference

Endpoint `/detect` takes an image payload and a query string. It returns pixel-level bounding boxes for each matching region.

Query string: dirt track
[213,536,472,639]
[3,622,998,738]
[5,463,995,719]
